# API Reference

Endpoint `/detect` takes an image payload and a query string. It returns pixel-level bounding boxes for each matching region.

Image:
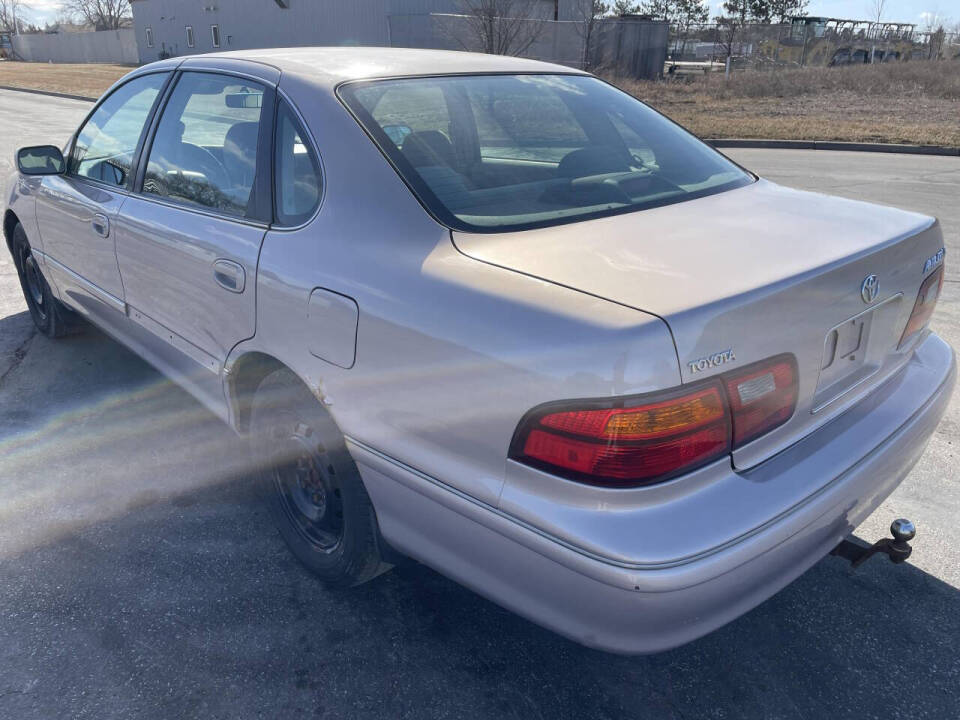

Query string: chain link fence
[664,22,960,76]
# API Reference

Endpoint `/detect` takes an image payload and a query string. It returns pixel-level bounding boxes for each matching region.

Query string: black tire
[11,223,77,338]
[250,368,389,587]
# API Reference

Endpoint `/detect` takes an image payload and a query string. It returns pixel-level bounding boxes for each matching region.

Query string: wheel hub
[271,423,344,551]
[291,449,328,521]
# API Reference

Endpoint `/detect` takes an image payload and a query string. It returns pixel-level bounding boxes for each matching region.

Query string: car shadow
[1,318,958,720]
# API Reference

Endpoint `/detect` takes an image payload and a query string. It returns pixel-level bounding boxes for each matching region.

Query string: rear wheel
[250,368,389,587]
[11,223,77,338]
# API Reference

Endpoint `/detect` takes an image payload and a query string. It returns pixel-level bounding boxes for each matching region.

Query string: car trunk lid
[453,180,944,469]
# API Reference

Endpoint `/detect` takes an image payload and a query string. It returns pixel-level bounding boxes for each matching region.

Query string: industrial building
[129,0,668,79]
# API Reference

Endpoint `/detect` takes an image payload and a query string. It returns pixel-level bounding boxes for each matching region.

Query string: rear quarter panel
[228,73,680,506]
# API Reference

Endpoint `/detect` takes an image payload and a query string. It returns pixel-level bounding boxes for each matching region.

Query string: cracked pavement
[0,89,958,719]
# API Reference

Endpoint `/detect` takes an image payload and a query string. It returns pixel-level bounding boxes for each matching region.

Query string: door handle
[213,259,245,293]
[91,213,110,238]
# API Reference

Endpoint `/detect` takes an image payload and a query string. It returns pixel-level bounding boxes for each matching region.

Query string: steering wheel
[179,142,231,191]
[569,175,634,205]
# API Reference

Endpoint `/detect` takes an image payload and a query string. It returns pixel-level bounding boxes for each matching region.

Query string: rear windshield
[339,74,753,233]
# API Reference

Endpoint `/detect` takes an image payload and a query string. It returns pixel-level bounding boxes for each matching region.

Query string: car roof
[186,46,588,90]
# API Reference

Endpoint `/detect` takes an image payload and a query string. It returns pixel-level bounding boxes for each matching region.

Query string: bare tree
[927,24,946,58]
[572,0,609,70]
[714,0,752,59]
[640,0,673,21]
[673,0,709,58]
[764,0,808,22]
[921,11,947,59]
[0,0,28,34]
[454,0,548,56]
[921,10,945,32]
[714,15,738,59]
[62,0,130,31]
[867,0,887,24]
[611,0,641,13]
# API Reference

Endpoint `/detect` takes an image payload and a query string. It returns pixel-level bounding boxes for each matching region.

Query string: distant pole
[725,55,730,78]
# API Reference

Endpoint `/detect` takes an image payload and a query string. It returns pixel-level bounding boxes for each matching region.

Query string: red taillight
[511,383,730,487]
[899,266,944,349]
[723,356,798,447]
[509,356,798,487]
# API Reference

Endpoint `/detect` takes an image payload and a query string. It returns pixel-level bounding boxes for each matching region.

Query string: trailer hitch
[831,519,915,569]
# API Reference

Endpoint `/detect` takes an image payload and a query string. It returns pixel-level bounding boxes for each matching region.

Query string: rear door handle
[213,259,245,293]
[91,213,110,238]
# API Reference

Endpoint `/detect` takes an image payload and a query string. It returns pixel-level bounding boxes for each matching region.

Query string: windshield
[339,74,753,233]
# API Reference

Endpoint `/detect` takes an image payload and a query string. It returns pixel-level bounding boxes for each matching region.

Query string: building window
[211,24,221,48]
[145,27,153,48]
[185,25,195,48]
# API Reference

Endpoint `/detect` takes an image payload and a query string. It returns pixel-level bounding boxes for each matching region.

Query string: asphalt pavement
[0,88,958,719]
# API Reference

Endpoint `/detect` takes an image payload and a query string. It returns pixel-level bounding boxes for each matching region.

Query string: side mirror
[17,145,65,176]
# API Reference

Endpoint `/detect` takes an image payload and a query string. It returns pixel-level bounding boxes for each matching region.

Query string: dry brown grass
[0,61,129,98]
[611,61,960,147]
[0,59,956,147]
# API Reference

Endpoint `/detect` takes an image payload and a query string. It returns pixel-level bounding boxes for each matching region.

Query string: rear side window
[70,72,168,188]
[273,101,321,226]
[142,72,265,217]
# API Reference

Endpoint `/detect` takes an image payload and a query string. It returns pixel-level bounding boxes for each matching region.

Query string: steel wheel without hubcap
[272,422,345,552]
[18,243,47,323]
[250,368,389,587]
[11,223,75,338]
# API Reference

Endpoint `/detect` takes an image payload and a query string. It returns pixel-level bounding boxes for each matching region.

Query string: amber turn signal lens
[510,355,799,488]
[511,383,732,487]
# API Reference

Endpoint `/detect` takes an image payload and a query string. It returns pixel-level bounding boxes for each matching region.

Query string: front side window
[340,74,753,232]
[143,72,265,217]
[274,102,321,226]
[70,72,168,187]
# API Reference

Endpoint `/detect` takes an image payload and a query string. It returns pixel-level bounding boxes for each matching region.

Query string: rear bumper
[353,332,956,654]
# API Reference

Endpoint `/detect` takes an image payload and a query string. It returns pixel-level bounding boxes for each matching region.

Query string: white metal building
[130,0,578,63]
[129,1,667,79]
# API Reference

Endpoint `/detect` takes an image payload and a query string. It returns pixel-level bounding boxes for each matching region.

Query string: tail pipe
[831,519,915,569]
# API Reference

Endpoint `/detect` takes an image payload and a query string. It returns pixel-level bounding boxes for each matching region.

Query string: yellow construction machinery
[759,17,918,66]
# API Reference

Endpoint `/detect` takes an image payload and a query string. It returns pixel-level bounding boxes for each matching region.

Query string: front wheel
[11,223,77,338]
[250,368,389,587]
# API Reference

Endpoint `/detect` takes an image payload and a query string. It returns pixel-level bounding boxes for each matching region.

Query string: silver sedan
[4,48,955,654]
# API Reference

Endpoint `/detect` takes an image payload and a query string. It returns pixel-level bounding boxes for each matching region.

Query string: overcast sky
[18,0,956,30]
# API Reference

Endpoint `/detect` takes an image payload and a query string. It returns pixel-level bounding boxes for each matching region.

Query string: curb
[709,138,960,157]
[0,84,97,103]
[0,84,957,157]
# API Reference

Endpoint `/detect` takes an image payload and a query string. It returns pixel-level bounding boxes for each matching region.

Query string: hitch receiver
[831,519,915,569]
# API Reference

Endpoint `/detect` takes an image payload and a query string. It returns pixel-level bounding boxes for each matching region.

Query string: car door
[35,71,170,319]
[114,69,274,415]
